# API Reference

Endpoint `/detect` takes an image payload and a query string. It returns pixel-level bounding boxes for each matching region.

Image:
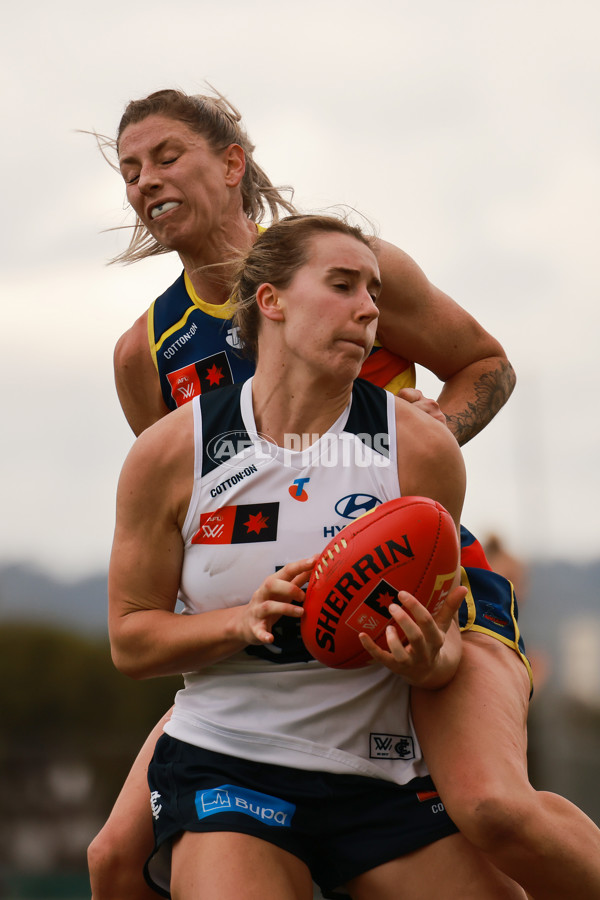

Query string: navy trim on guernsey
[152,274,256,411]
[200,383,247,477]
[343,379,390,457]
[200,379,390,479]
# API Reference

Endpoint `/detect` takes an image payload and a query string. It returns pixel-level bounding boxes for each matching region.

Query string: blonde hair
[232,214,375,360]
[97,86,297,265]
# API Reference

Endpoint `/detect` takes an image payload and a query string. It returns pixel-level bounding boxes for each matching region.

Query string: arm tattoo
[445,360,516,447]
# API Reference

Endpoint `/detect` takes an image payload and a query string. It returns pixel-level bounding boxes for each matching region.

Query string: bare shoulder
[394,396,466,524]
[114,311,170,436]
[124,401,194,473]
[118,403,195,527]
[114,312,150,369]
[394,395,462,460]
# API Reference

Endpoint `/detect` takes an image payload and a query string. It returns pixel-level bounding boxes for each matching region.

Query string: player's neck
[180,215,258,305]
[251,369,352,448]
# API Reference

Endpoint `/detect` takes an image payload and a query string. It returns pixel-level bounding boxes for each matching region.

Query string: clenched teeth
[151,201,180,219]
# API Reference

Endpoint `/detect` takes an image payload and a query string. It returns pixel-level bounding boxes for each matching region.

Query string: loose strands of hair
[91,86,297,266]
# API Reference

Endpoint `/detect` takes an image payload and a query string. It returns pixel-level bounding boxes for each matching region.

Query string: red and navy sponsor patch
[167,352,234,407]
[192,503,279,545]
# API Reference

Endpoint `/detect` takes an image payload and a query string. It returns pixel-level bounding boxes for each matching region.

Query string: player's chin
[336,338,368,357]
[148,217,188,250]
[317,359,362,389]
[332,349,366,381]
[151,229,182,252]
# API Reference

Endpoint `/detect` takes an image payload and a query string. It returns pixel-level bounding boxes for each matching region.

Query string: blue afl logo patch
[334,493,381,520]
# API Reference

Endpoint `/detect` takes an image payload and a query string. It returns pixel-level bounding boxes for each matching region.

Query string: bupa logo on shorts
[334,494,381,520]
[195,785,295,827]
[370,733,415,760]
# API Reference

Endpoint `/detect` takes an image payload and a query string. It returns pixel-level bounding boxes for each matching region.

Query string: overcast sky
[2,0,599,578]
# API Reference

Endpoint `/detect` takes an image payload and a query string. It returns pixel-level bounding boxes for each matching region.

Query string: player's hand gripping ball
[301,496,459,668]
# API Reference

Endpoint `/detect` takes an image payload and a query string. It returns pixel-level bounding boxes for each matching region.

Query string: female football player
[108,214,523,899]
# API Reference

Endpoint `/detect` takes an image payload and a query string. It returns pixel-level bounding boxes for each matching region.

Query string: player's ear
[223,143,246,187]
[256,283,285,321]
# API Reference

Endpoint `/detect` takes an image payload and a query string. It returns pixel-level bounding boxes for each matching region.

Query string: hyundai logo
[335,494,381,519]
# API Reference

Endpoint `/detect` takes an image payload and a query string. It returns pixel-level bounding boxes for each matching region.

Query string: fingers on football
[258,594,304,620]
[358,632,392,665]
[391,593,432,630]
[263,558,315,602]
[389,596,442,652]
[280,556,318,588]
[252,599,302,643]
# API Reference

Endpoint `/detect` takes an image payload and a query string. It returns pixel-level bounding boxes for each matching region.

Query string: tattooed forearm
[444,360,516,446]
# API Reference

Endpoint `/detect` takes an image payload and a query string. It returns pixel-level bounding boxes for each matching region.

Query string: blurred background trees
[1,549,599,898]
[0,621,181,898]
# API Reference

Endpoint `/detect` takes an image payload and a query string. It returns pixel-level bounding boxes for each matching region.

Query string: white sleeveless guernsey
[165,378,429,786]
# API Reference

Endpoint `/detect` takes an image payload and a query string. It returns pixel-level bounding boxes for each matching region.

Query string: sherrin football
[301,496,459,669]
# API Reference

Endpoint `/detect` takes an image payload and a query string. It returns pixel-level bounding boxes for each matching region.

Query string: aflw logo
[370,733,415,760]
[192,502,280,545]
[177,383,196,400]
[201,522,225,539]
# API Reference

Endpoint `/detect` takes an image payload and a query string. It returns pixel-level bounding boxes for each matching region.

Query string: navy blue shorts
[145,736,458,897]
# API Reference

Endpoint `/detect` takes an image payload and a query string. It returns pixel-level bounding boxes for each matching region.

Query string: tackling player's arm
[114,312,171,436]
[374,239,516,446]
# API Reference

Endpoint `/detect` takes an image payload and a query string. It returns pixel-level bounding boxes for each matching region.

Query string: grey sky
[2,0,599,576]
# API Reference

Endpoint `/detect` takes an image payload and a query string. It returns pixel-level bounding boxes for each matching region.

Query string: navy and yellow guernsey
[459,526,532,688]
[149,271,417,412]
[149,272,254,411]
